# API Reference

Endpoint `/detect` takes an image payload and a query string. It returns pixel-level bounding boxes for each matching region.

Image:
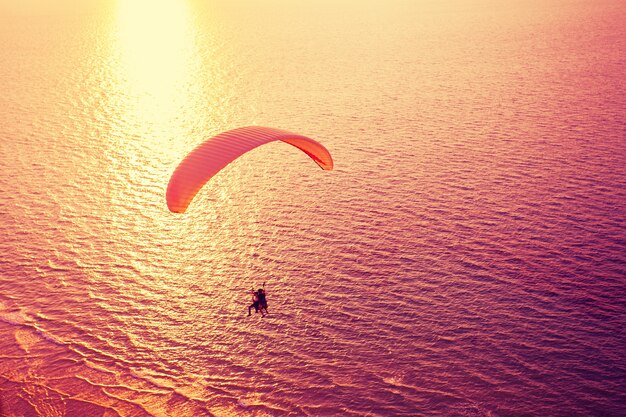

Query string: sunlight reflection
[115,0,196,122]
[110,0,207,221]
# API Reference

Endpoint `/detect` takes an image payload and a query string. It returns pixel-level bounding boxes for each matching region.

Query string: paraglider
[166,126,333,213]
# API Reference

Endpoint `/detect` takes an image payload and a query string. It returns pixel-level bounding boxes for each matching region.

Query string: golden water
[1,1,625,416]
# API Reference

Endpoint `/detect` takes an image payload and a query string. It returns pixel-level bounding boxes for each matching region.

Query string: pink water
[1,1,625,416]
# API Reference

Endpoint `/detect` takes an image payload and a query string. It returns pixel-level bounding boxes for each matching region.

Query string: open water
[1,1,625,416]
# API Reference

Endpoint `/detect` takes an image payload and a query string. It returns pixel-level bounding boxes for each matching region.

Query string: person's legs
[249,303,257,315]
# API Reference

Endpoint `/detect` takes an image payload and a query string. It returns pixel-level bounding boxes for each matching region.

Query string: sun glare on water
[115,0,197,122]
[107,0,215,219]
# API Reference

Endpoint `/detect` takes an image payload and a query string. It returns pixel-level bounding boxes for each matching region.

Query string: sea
[1,0,625,416]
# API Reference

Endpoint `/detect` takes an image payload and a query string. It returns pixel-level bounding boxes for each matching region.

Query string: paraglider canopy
[166,126,333,213]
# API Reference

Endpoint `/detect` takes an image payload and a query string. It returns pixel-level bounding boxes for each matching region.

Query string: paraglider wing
[166,126,333,213]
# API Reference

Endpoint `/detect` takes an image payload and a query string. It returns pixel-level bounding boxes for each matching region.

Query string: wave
[0,313,220,416]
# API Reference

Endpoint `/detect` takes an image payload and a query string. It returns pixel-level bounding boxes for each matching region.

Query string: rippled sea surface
[1,1,625,416]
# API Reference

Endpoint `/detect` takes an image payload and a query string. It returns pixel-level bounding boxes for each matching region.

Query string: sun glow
[114,0,198,126]
[106,0,210,220]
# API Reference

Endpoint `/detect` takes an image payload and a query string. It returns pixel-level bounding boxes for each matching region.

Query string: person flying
[247,282,268,317]
[248,289,259,316]
[257,287,268,317]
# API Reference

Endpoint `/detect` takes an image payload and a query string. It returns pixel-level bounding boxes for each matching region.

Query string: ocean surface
[1,1,625,416]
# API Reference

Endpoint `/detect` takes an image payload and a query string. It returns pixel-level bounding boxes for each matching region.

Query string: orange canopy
[166,126,333,213]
